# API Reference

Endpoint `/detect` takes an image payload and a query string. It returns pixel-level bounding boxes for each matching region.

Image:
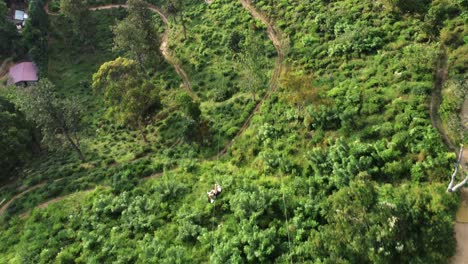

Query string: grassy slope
[0,0,466,263]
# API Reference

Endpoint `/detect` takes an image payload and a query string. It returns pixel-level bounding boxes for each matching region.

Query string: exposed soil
[18,188,97,219]
[215,0,285,157]
[429,48,468,263]
[453,223,468,264]
[430,49,454,150]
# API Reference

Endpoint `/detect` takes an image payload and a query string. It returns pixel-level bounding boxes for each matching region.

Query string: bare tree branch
[447,145,465,192]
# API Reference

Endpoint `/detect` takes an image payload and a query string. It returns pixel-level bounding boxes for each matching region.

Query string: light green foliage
[238,35,268,100]
[93,57,162,141]
[440,79,467,144]
[0,0,466,263]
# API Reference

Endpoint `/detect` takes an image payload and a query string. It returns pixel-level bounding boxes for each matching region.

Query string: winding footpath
[0,183,45,215]
[46,3,198,100]
[16,3,467,261]
[217,0,285,157]
[429,48,468,264]
[1,0,285,218]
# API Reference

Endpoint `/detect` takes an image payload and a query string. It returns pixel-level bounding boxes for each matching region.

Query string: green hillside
[0,0,466,263]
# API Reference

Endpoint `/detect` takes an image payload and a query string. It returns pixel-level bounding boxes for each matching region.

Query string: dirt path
[215,0,286,157]
[429,48,468,263]
[0,183,45,215]
[45,3,198,100]
[18,188,97,219]
[4,0,285,219]
[89,4,198,100]
[453,222,468,264]
[453,107,468,264]
[0,177,68,216]
[430,49,454,151]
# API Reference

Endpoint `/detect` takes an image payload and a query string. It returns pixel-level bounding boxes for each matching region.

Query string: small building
[12,10,29,30]
[7,62,39,86]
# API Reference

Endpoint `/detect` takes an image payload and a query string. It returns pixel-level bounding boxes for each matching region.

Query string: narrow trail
[216,0,285,157]
[18,188,98,219]
[45,3,198,100]
[430,49,454,151]
[430,48,468,171]
[429,48,468,264]
[0,177,67,215]
[3,0,284,219]
[0,183,45,215]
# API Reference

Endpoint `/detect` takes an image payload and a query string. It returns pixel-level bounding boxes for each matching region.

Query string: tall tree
[16,79,85,161]
[0,1,21,58]
[112,0,161,70]
[23,0,49,74]
[0,96,32,180]
[92,57,162,143]
[59,0,95,47]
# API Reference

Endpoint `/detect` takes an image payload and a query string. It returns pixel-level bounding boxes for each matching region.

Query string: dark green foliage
[177,93,201,123]
[112,0,162,70]
[228,31,245,53]
[0,96,32,180]
[0,1,22,58]
[388,0,432,14]
[23,0,49,75]
[16,79,85,161]
[60,0,97,48]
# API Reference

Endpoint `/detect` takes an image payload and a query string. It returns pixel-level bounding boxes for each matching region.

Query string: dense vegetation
[0,0,466,263]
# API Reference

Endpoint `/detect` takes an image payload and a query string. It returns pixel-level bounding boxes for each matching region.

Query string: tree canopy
[112,0,161,70]
[15,79,85,161]
[92,57,162,142]
[0,96,32,180]
[0,1,21,58]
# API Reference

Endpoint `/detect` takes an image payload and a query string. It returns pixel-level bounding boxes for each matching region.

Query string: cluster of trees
[92,0,205,145]
[111,0,162,69]
[59,0,96,49]
[0,164,458,263]
[0,77,85,181]
[23,0,49,74]
[0,1,21,59]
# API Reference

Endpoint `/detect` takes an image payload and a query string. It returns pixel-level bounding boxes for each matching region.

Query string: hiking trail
[45,3,198,100]
[1,0,285,218]
[429,48,468,264]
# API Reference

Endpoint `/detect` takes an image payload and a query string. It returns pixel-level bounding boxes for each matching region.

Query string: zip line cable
[275,122,292,263]
[279,172,292,264]
[210,121,222,261]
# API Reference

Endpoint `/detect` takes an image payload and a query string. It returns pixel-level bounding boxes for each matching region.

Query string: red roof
[8,62,39,85]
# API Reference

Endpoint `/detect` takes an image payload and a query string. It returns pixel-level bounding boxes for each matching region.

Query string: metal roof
[8,62,39,85]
